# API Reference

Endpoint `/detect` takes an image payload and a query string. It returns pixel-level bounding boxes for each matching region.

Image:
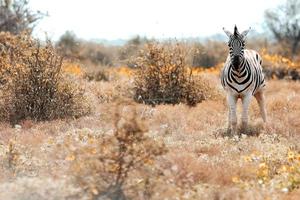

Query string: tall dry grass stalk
[68,101,167,199]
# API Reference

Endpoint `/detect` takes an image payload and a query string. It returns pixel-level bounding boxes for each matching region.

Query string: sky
[29,0,285,41]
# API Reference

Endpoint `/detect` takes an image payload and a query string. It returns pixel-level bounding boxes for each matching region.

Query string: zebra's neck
[231,57,245,74]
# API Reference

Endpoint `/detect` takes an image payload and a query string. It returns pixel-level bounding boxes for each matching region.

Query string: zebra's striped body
[221,26,267,135]
[221,49,266,96]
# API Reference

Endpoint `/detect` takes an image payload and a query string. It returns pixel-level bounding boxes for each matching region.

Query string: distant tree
[57,31,80,58]
[57,32,113,65]
[191,41,228,67]
[265,0,300,57]
[0,0,44,34]
[118,36,149,67]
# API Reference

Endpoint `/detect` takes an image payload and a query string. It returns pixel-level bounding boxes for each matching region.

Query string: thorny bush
[0,32,90,123]
[133,43,209,106]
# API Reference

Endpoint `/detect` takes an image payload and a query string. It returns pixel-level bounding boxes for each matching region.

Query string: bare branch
[0,0,45,34]
[264,0,300,57]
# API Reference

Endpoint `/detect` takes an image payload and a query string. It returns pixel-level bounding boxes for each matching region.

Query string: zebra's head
[223,25,251,70]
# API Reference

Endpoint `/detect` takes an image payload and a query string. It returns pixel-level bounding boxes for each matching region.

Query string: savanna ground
[0,0,300,199]
[0,60,299,199]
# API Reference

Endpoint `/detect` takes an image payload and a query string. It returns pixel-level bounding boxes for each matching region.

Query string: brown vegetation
[0,32,90,124]
[67,101,167,199]
[0,23,299,200]
[0,70,299,199]
[133,43,218,106]
[0,0,44,34]
[57,31,116,66]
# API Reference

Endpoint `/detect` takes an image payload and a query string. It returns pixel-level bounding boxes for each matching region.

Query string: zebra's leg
[254,90,267,122]
[227,94,238,134]
[241,92,252,131]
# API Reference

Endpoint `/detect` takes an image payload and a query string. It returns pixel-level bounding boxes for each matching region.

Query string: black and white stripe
[221,25,267,135]
[221,27,265,96]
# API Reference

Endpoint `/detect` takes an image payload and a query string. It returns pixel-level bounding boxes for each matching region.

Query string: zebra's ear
[223,27,232,38]
[241,27,251,38]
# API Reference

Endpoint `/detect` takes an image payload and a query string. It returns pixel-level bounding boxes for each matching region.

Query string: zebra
[221,25,267,135]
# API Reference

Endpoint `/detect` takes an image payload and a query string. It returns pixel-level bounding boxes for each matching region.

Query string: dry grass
[0,36,299,199]
[0,67,298,199]
[65,101,167,199]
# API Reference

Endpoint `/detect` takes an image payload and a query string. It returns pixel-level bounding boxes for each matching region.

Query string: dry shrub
[134,43,208,106]
[118,36,149,67]
[261,49,300,80]
[56,31,80,59]
[0,0,44,34]
[95,81,134,103]
[68,101,167,199]
[191,40,227,67]
[0,32,90,123]
[79,42,114,66]
[84,69,110,82]
[0,137,37,179]
[57,31,115,66]
[264,66,300,81]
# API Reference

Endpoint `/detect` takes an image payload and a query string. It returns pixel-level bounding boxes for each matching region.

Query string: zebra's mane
[234,25,239,36]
